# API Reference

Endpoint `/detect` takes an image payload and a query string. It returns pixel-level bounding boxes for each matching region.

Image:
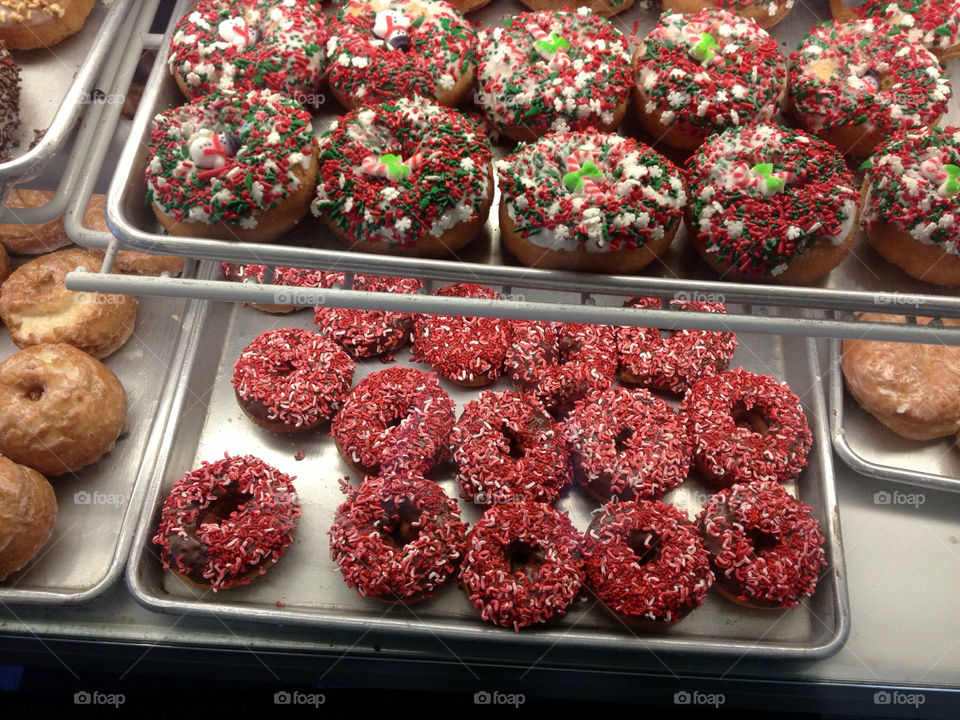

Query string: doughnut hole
[199,490,248,527]
[731,401,772,435]
[614,426,635,452]
[379,501,422,549]
[626,530,662,567]
[22,383,44,402]
[507,540,545,581]
[747,528,780,556]
[499,423,527,460]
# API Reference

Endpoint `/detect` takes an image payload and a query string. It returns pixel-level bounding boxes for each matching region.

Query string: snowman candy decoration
[189,128,243,178]
[374,9,412,51]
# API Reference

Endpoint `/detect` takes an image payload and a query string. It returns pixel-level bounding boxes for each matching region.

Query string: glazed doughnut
[842,314,960,439]
[617,297,738,394]
[476,9,632,142]
[450,390,573,505]
[0,0,93,50]
[584,500,713,624]
[0,456,56,581]
[697,480,827,609]
[0,190,69,255]
[663,0,794,29]
[146,88,317,243]
[685,123,860,283]
[680,367,812,488]
[232,328,355,433]
[834,0,960,60]
[326,0,476,110]
[498,130,686,273]
[0,249,137,359]
[559,386,691,503]
[153,454,300,590]
[312,97,493,257]
[788,19,950,159]
[329,474,467,601]
[459,502,584,631]
[0,344,127,476]
[83,194,185,277]
[223,262,344,313]
[632,10,787,151]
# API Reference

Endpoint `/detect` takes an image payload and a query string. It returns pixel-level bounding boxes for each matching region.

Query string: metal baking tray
[126,281,849,659]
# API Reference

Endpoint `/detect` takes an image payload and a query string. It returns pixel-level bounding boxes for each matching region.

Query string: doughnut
[0,456,56,581]
[476,9,632,142]
[584,500,713,624]
[329,474,467,601]
[331,365,456,475]
[0,190,69,255]
[632,10,787,151]
[312,97,493,257]
[788,19,950,159]
[223,262,344,313]
[685,123,860,283]
[0,0,93,50]
[559,386,691,503]
[680,367,812,488]
[498,130,686,273]
[146,88,317,243]
[504,320,617,416]
[861,126,960,286]
[326,0,476,110]
[411,283,512,387]
[834,0,960,60]
[697,480,826,609]
[0,344,127,477]
[459,502,584,631]
[153,454,300,590]
[841,314,960,439]
[232,328,355,433]
[167,0,327,101]
[617,297,738,394]
[450,390,573,504]
[0,249,137,359]
[662,0,794,29]
[0,40,18,162]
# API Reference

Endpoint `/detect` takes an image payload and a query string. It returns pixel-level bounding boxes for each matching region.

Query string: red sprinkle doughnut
[697,480,827,609]
[459,502,584,631]
[223,263,344,291]
[680,368,812,487]
[153,453,301,591]
[584,500,713,623]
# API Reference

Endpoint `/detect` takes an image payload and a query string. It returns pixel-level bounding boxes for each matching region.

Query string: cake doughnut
[0,0,93,50]
[788,19,950,159]
[0,190,69,255]
[498,130,686,273]
[680,368,812,488]
[697,480,827,609]
[450,390,573,505]
[153,454,300,591]
[663,0,794,29]
[0,249,137,359]
[167,0,328,101]
[312,97,493,257]
[476,9,632,142]
[146,88,317,243]
[686,123,860,283]
[559,386,691,503]
[459,502,584,631]
[223,262,344,313]
[618,297,738,394]
[833,0,960,60]
[329,474,467,601]
[584,500,713,624]
[0,456,56,581]
[0,344,127,477]
[632,10,787,151]
[326,0,476,110]
[0,41,18,163]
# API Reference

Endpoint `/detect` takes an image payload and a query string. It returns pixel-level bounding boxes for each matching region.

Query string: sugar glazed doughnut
[146,88,317,243]
[837,0,960,60]
[697,480,827,609]
[788,19,950,159]
[0,190,69,255]
[153,454,300,590]
[663,0,794,29]
[0,0,94,50]
[0,456,56,581]
[312,98,493,257]
[222,262,344,313]
[476,9,632,142]
[686,123,860,283]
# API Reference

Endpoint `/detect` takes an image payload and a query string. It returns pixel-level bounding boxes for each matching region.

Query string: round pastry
[662,0,794,29]
[153,454,300,590]
[584,500,713,623]
[146,88,317,243]
[0,456,56,581]
[476,9,632,142]
[167,0,327,101]
[680,367,812,488]
[686,123,860,283]
[0,344,127,477]
[460,502,584,631]
[560,386,691,503]
[329,474,467,601]
[83,194,185,277]
[833,0,960,60]
[0,249,137,359]
[450,390,573,505]
[697,480,827,609]
[0,41,19,163]
[632,10,787,151]
[788,19,950,159]
[861,126,960,286]
[618,296,738,394]
[0,190,69,255]
[326,0,476,110]
[312,97,493,257]
[0,0,93,50]
[223,262,344,313]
